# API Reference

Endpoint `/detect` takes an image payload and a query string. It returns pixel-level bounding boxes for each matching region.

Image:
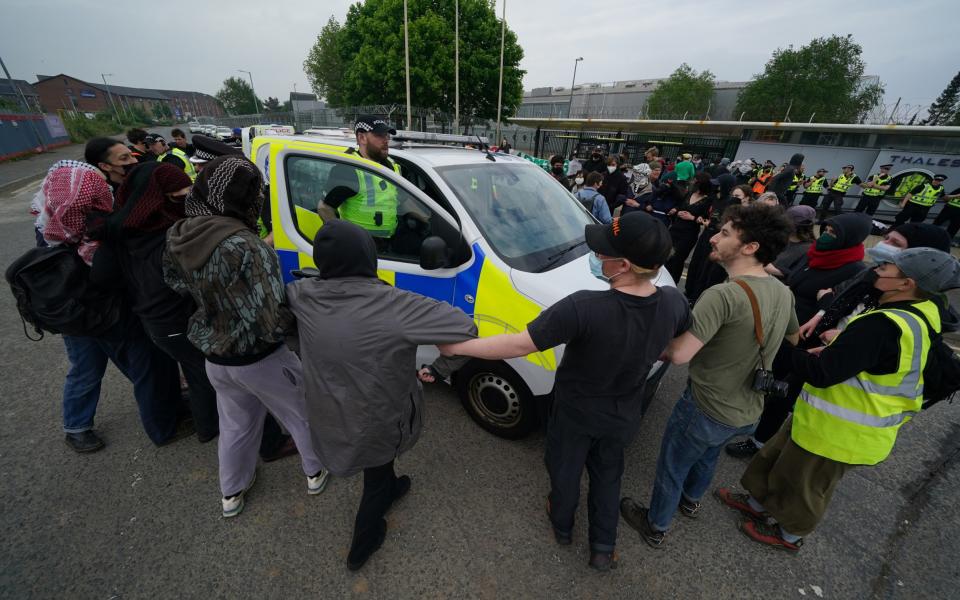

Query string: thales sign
[884,153,960,170]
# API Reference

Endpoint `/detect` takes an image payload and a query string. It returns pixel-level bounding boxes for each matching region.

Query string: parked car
[215,126,235,141]
[188,121,202,133]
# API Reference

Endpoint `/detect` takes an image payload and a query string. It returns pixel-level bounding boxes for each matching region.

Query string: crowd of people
[15,120,960,574]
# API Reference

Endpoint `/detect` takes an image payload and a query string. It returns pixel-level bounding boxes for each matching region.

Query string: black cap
[354,115,396,135]
[879,164,893,169]
[843,164,855,169]
[584,212,672,269]
[189,135,242,164]
[144,134,166,144]
[934,173,948,180]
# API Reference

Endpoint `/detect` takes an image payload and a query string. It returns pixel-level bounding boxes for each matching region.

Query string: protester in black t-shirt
[440,212,691,572]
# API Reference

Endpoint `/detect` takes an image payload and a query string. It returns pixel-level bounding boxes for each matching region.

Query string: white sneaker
[222,471,257,518]
[307,469,329,495]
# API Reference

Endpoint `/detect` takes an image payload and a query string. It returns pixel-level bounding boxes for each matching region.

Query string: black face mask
[592,154,600,160]
[552,166,563,174]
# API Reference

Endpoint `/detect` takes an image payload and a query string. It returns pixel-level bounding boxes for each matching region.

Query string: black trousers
[665,228,701,284]
[545,404,626,552]
[818,191,846,221]
[854,194,884,216]
[351,460,399,556]
[933,205,960,238]
[894,202,932,226]
[150,332,219,439]
[685,226,727,302]
[799,193,820,208]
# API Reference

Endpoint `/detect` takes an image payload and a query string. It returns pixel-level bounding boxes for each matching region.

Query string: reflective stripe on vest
[949,195,960,209]
[830,172,857,193]
[338,160,402,237]
[787,173,802,192]
[157,148,197,181]
[805,176,826,194]
[752,172,771,194]
[862,173,890,197]
[908,183,944,207]
[791,302,937,465]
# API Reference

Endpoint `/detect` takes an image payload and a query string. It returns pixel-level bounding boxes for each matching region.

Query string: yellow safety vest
[787,173,802,192]
[830,172,858,193]
[805,176,826,194]
[862,173,891,197]
[908,183,944,207]
[949,195,960,209]
[338,159,402,238]
[792,300,937,465]
[157,147,197,181]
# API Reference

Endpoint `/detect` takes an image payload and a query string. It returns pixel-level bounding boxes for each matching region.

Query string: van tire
[454,360,537,440]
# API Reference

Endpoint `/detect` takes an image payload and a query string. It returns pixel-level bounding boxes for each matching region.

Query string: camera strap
[733,279,767,369]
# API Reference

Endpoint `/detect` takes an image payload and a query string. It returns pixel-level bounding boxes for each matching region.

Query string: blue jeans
[647,386,757,531]
[62,325,182,445]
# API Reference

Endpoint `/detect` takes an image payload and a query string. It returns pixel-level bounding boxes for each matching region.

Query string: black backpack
[5,245,123,340]
[903,306,960,409]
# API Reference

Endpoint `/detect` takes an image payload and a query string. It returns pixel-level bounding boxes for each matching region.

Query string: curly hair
[721,203,792,265]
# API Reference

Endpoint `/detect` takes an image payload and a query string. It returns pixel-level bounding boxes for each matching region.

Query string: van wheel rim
[467,373,521,428]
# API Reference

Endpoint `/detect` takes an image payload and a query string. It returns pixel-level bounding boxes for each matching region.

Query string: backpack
[902,306,960,409]
[5,245,123,340]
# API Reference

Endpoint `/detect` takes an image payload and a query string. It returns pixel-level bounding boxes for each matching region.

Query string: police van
[248,130,676,439]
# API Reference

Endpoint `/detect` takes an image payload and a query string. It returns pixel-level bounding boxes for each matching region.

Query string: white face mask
[607,166,616,173]
[575,177,584,185]
[870,241,902,264]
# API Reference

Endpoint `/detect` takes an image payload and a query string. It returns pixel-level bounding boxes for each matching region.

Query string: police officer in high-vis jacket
[717,247,960,552]
[854,163,893,215]
[893,174,950,226]
[146,134,197,181]
[318,115,403,240]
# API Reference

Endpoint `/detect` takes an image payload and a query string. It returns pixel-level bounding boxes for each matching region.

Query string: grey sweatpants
[205,346,324,497]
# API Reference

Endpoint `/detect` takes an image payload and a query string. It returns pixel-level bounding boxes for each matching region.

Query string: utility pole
[455,0,459,132]
[100,73,120,122]
[238,69,262,121]
[494,0,506,146]
[0,54,46,151]
[403,0,412,130]
[567,57,583,118]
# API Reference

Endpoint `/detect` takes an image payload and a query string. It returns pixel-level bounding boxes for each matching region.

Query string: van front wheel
[454,360,537,440]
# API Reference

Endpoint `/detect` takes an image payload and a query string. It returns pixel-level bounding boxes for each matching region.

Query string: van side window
[284,154,434,263]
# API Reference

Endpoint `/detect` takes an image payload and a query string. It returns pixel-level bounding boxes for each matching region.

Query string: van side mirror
[419,236,449,270]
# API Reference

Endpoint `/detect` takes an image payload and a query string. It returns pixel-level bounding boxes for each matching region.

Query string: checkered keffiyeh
[185,156,263,230]
[35,160,114,265]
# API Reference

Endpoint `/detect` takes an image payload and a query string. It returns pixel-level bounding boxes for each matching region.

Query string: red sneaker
[740,520,803,553]
[714,487,769,522]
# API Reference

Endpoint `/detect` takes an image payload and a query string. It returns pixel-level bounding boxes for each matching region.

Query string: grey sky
[2,0,957,118]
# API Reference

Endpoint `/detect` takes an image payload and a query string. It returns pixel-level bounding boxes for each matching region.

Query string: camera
[753,369,789,398]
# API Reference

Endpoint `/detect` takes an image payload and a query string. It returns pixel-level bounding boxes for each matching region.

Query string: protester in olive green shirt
[621,203,799,548]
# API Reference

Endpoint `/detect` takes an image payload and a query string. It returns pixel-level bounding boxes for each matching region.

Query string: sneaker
[678,497,701,519]
[64,430,105,453]
[619,498,665,549]
[546,497,572,546]
[307,469,329,495]
[740,519,803,552]
[222,471,257,518]
[588,550,618,571]
[725,438,759,459]
[714,488,769,522]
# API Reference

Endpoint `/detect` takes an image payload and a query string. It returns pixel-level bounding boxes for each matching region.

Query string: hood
[825,212,872,249]
[789,153,805,167]
[893,223,952,252]
[717,173,736,197]
[166,215,247,271]
[313,220,378,279]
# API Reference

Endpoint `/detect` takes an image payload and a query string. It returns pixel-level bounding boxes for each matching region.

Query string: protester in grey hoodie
[287,219,476,572]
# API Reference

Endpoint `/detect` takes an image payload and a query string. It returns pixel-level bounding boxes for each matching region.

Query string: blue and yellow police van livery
[249,131,676,439]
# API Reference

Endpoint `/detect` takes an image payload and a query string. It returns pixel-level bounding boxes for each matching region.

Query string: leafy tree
[303,0,525,127]
[151,102,172,120]
[645,64,715,119]
[734,35,883,123]
[216,76,259,115]
[263,96,281,112]
[921,71,960,125]
[282,100,293,112]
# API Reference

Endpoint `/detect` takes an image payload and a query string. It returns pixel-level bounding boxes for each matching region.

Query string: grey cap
[868,247,960,293]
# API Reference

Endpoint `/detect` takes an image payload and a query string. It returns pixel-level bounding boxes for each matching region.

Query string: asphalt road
[2,171,959,599]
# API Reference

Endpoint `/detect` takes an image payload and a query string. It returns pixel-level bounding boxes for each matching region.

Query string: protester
[764,153,804,206]
[629,163,652,198]
[288,219,476,571]
[549,154,570,189]
[163,156,326,518]
[86,137,138,190]
[718,247,960,551]
[665,172,713,283]
[599,156,631,214]
[569,169,586,194]
[581,147,607,175]
[576,172,612,224]
[566,152,583,178]
[621,203,798,548]
[683,176,745,302]
[126,128,152,162]
[765,205,816,281]
[442,212,689,570]
[755,191,781,207]
[674,153,695,182]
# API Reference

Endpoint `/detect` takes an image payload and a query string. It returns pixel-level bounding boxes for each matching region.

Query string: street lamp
[403,0,412,130]
[101,73,121,122]
[238,69,262,122]
[568,58,583,118]
[494,0,506,146]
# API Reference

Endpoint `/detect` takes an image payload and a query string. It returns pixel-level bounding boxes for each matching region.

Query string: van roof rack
[392,130,490,147]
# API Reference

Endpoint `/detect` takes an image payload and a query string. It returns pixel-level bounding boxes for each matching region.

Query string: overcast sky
[2,0,957,118]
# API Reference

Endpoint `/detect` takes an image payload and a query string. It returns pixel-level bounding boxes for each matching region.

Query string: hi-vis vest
[752,172,771,195]
[787,173,802,192]
[805,176,826,194]
[862,173,891,197]
[338,158,402,238]
[830,172,858,193]
[157,147,197,181]
[792,300,938,465]
[908,183,945,207]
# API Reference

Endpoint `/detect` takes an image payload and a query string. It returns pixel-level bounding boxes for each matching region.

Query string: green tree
[645,64,715,119]
[734,35,883,123]
[263,96,281,111]
[216,76,259,115]
[303,0,525,127]
[151,102,172,120]
[921,71,960,125]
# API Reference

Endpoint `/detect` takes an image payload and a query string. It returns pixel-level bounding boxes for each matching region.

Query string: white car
[202,125,217,137]
[215,127,235,141]
[187,121,202,133]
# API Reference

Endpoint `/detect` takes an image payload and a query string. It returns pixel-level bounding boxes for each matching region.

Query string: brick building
[32,74,223,118]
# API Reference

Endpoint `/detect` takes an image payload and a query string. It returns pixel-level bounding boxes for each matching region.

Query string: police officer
[931,182,960,237]
[854,164,893,215]
[317,115,404,240]
[145,134,197,181]
[893,174,950,226]
[819,164,861,222]
[799,168,828,207]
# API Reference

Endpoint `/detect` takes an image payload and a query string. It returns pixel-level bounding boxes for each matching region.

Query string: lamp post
[238,69,262,122]
[403,0,412,130]
[567,57,583,118]
[101,73,121,122]
[454,0,459,132]
[494,0,506,146]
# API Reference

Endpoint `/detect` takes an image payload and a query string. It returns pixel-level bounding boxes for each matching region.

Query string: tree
[734,35,883,123]
[303,0,525,127]
[921,71,960,125]
[645,64,715,119]
[216,76,259,115]
[263,96,281,112]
